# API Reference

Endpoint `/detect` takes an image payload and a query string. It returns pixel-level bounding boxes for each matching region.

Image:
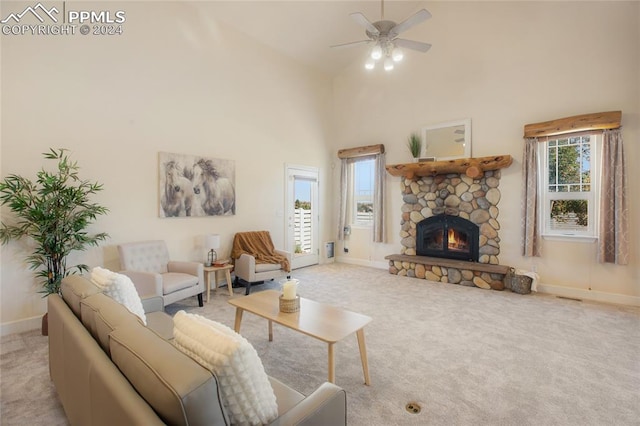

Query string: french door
[285,165,319,269]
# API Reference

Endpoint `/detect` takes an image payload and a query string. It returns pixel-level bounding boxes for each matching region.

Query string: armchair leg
[197,293,203,307]
[245,281,251,296]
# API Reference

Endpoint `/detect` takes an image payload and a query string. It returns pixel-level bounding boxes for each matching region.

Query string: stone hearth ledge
[385,254,511,290]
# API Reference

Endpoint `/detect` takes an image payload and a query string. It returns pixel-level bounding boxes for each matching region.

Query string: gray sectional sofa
[48,275,347,425]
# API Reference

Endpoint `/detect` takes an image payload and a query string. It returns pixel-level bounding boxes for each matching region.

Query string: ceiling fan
[331,0,432,71]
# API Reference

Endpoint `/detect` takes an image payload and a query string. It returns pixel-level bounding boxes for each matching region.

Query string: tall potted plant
[0,149,109,332]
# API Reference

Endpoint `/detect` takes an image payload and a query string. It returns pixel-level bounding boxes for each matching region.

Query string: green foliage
[0,148,109,295]
[550,200,588,227]
[407,133,422,158]
[548,137,591,191]
[294,199,311,210]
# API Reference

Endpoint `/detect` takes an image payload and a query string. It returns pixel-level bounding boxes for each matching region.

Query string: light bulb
[384,57,394,71]
[392,47,404,62]
[371,45,382,60]
[365,58,375,70]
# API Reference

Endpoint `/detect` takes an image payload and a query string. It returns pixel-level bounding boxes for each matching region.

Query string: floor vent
[557,296,583,302]
[405,402,421,414]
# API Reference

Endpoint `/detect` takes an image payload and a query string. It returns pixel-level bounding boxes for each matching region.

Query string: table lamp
[204,234,220,266]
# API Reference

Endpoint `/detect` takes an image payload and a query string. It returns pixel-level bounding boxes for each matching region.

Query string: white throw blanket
[90,267,147,324]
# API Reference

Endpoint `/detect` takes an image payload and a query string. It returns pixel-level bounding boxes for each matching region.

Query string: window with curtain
[538,133,601,239]
[337,144,386,243]
[350,157,375,226]
[521,111,627,264]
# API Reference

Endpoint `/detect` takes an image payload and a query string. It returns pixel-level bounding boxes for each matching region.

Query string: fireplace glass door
[417,215,479,261]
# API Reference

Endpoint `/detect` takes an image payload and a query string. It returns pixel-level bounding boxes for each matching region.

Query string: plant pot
[42,312,48,336]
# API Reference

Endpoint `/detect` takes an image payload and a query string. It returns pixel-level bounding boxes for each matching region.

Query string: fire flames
[448,229,467,251]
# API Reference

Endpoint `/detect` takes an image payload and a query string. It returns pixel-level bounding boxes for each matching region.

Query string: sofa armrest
[235,253,256,282]
[275,249,292,265]
[141,296,164,313]
[120,270,162,299]
[273,382,346,426]
[167,261,204,286]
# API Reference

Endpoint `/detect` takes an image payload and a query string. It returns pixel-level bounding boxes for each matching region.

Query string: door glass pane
[294,179,312,255]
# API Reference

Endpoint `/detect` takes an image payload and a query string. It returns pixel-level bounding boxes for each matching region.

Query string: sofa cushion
[80,293,143,354]
[109,323,228,426]
[91,267,147,325]
[118,240,170,273]
[255,263,282,273]
[61,275,102,318]
[173,311,278,426]
[162,272,198,294]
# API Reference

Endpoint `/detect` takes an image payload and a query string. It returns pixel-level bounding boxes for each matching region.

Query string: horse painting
[160,160,194,217]
[191,158,236,216]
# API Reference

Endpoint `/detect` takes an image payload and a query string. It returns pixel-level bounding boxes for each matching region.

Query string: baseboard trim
[1,315,42,337]
[336,257,388,270]
[536,283,640,307]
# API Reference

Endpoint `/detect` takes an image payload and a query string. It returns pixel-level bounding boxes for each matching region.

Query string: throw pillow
[90,266,147,325]
[173,311,278,426]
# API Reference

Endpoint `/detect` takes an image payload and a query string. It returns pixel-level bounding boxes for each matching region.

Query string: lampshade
[370,45,383,60]
[384,57,394,71]
[365,57,375,70]
[392,47,404,62]
[205,234,220,250]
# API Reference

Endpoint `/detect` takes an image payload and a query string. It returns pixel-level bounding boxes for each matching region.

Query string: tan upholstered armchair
[232,231,292,295]
[117,240,204,307]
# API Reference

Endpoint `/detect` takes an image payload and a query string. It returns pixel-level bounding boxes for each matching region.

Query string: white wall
[331,1,640,304]
[0,2,333,333]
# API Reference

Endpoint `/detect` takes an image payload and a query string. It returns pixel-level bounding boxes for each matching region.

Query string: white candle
[282,280,297,300]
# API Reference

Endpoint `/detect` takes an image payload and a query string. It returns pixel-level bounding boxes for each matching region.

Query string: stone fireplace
[385,169,510,290]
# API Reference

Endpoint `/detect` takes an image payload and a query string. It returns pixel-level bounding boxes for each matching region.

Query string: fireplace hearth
[416,215,479,262]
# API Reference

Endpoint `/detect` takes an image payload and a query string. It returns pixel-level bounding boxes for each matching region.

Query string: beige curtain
[373,153,386,243]
[337,154,386,243]
[598,129,628,264]
[337,159,348,240]
[521,137,541,257]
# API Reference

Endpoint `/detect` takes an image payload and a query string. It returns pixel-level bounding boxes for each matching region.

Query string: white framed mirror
[421,118,472,160]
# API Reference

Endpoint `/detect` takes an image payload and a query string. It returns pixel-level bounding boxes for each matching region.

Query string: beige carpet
[2,263,639,425]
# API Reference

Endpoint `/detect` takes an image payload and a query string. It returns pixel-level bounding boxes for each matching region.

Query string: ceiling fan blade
[394,38,432,53]
[350,12,379,36]
[330,40,372,49]
[390,9,432,36]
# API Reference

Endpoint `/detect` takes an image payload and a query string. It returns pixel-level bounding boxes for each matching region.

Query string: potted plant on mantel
[0,148,109,335]
[407,132,422,162]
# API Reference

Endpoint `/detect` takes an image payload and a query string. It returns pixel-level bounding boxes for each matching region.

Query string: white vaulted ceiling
[200,1,429,76]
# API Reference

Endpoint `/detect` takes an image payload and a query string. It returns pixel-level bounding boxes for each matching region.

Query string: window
[539,134,601,238]
[350,158,374,226]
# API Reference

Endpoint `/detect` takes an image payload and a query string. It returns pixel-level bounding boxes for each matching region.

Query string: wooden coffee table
[228,290,372,385]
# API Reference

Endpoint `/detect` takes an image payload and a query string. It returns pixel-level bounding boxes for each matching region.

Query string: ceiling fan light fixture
[365,57,376,70]
[384,57,394,71]
[371,44,383,60]
[392,47,404,62]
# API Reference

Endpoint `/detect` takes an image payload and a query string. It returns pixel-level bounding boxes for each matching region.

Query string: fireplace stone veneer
[388,170,508,290]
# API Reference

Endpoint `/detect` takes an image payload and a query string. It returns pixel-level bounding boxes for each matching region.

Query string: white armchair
[117,240,204,307]
[231,231,292,295]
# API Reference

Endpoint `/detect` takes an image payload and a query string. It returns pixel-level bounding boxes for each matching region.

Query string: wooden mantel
[386,155,513,179]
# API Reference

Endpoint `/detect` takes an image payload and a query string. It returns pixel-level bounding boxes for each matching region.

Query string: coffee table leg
[233,308,244,333]
[356,329,371,385]
[268,320,273,342]
[328,343,335,384]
